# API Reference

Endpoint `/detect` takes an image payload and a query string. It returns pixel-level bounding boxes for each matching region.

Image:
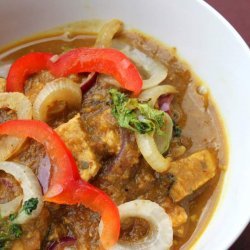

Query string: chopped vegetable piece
[33,78,82,121]
[0,92,32,161]
[0,120,120,249]
[0,162,43,224]
[154,113,173,154]
[173,122,182,137]
[48,180,120,249]
[6,52,53,92]
[139,85,177,108]
[22,198,38,215]
[8,214,16,222]
[112,40,168,89]
[49,48,143,95]
[109,88,165,134]
[0,120,80,197]
[95,19,123,48]
[135,132,171,173]
[140,86,175,154]
[100,200,173,250]
[0,196,22,220]
[47,236,76,250]
[0,220,22,249]
[9,224,22,238]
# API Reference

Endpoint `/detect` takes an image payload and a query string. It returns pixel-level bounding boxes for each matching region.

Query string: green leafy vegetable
[173,122,182,137]
[8,224,22,238]
[109,89,165,134]
[22,198,38,215]
[0,219,22,249]
[8,214,16,222]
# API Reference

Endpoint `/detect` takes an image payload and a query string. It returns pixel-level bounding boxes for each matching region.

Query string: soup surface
[0,20,227,250]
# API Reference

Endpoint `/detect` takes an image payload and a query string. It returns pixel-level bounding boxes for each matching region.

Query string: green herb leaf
[173,123,182,137]
[109,88,165,134]
[8,214,17,222]
[22,198,38,215]
[0,219,22,249]
[9,224,22,238]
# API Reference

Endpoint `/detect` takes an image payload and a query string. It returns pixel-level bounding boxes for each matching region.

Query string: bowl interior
[0,0,250,249]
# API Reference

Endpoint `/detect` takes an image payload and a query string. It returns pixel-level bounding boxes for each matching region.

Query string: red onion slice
[37,155,51,194]
[80,72,97,94]
[47,236,76,250]
[158,94,174,114]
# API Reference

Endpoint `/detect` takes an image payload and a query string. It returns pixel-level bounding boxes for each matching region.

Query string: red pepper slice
[50,48,143,95]
[0,120,120,249]
[49,179,120,249]
[6,52,53,92]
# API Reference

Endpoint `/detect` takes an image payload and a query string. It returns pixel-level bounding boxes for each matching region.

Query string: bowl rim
[194,0,250,249]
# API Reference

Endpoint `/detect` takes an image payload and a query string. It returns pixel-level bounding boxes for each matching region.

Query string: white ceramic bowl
[0,0,250,249]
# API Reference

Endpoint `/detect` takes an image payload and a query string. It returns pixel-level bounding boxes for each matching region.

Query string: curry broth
[0,22,227,250]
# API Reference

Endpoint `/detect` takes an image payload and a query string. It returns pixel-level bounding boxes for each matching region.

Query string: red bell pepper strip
[48,179,120,249]
[0,120,120,249]
[49,48,143,95]
[6,52,53,92]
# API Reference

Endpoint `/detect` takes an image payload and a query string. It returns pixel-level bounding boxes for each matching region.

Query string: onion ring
[33,78,82,121]
[99,200,173,250]
[0,161,43,224]
[0,92,32,161]
[112,40,168,89]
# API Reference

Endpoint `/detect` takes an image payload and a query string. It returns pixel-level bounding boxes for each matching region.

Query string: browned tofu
[55,114,100,181]
[160,198,188,237]
[81,108,121,156]
[0,78,6,92]
[169,150,217,202]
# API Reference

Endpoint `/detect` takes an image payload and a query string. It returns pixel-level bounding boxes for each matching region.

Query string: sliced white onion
[0,63,11,78]
[0,195,23,218]
[97,74,121,87]
[95,19,123,48]
[139,85,177,107]
[99,200,173,250]
[33,78,82,121]
[139,85,177,154]
[0,161,43,224]
[135,133,171,173]
[112,40,168,89]
[154,113,173,154]
[0,92,32,161]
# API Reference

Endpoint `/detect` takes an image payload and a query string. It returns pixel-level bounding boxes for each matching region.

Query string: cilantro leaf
[22,198,38,215]
[173,122,182,137]
[0,220,22,249]
[9,224,22,238]
[109,89,165,134]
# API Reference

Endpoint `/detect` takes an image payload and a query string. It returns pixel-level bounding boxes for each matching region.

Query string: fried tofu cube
[169,150,217,202]
[82,108,121,155]
[160,198,188,237]
[55,114,100,181]
[0,78,6,92]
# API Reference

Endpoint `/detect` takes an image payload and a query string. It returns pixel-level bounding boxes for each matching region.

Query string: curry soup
[0,20,227,250]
